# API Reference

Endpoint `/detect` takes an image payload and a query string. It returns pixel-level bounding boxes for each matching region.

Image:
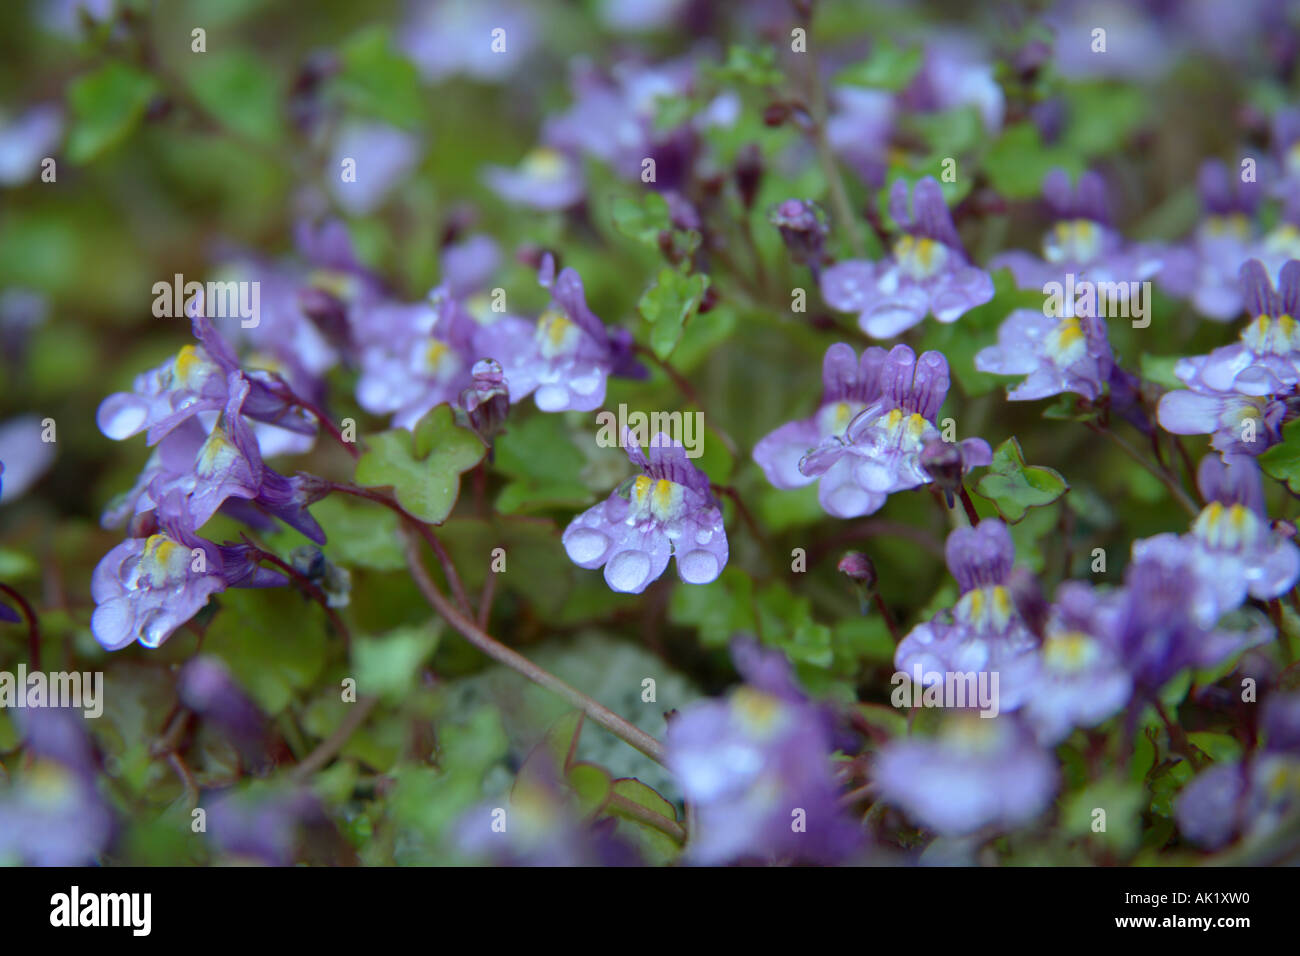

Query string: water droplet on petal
[695,527,713,545]
[677,549,720,584]
[606,549,652,592]
[565,527,609,566]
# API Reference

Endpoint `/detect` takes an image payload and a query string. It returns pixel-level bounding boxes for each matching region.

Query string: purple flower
[901,35,1004,133]
[821,177,993,337]
[975,308,1114,402]
[477,254,641,413]
[0,104,62,186]
[402,0,537,83]
[1169,260,1300,396]
[1019,582,1132,745]
[208,786,334,866]
[356,297,476,430]
[483,147,585,211]
[894,521,1039,713]
[543,58,706,189]
[1131,455,1300,624]
[97,312,313,446]
[1263,691,1300,753]
[756,344,989,518]
[90,495,284,650]
[179,656,272,768]
[328,122,421,215]
[1158,161,1261,321]
[563,433,726,594]
[1113,542,1273,692]
[826,87,894,188]
[104,373,325,543]
[991,169,1164,293]
[1157,261,1300,455]
[0,415,56,503]
[666,639,861,864]
[0,708,113,866]
[873,714,1057,837]
[1176,752,1300,851]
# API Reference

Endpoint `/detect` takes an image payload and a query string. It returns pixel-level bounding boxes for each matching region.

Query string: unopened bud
[921,438,964,508]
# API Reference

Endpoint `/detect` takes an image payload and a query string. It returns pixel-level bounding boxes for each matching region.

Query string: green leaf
[974,437,1069,522]
[835,41,924,91]
[1062,777,1146,856]
[333,26,424,129]
[354,404,486,524]
[607,777,682,866]
[187,50,282,145]
[312,495,405,571]
[984,123,1084,200]
[611,193,672,246]
[1259,418,1300,494]
[638,267,710,360]
[351,621,441,703]
[66,63,159,164]
[567,761,614,817]
[492,414,591,515]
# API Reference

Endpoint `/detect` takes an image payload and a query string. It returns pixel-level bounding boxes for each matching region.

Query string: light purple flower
[563,433,726,594]
[821,177,993,337]
[1176,751,1300,851]
[0,104,62,186]
[760,344,989,518]
[0,708,113,866]
[827,86,894,188]
[1132,455,1300,625]
[991,169,1164,293]
[356,297,476,430]
[0,415,56,504]
[97,312,314,446]
[1020,582,1132,745]
[402,0,537,83]
[90,494,284,650]
[666,638,861,864]
[208,786,334,866]
[873,714,1057,837]
[901,35,1004,133]
[477,254,641,413]
[1158,161,1262,321]
[483,147,586,211]
[328,121,421,215]
[975,307,1114,401]
[1157,260,1300,455]
[1114,541,1273,692]
[894,521,1039,713]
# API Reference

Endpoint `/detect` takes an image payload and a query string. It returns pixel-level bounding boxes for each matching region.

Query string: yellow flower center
[1044,219,1101,264]
[893,234,949,279]
[535,308,580,358]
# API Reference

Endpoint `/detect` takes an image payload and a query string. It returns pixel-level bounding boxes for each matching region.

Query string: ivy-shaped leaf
[638,266,709,360]
[354,403,485,524]
[974,437,1068,522]
[1259,418,1300,494]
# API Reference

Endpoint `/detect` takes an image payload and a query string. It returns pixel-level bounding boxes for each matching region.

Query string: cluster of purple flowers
[753,342,990,518]
[1158,260,1300,456]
